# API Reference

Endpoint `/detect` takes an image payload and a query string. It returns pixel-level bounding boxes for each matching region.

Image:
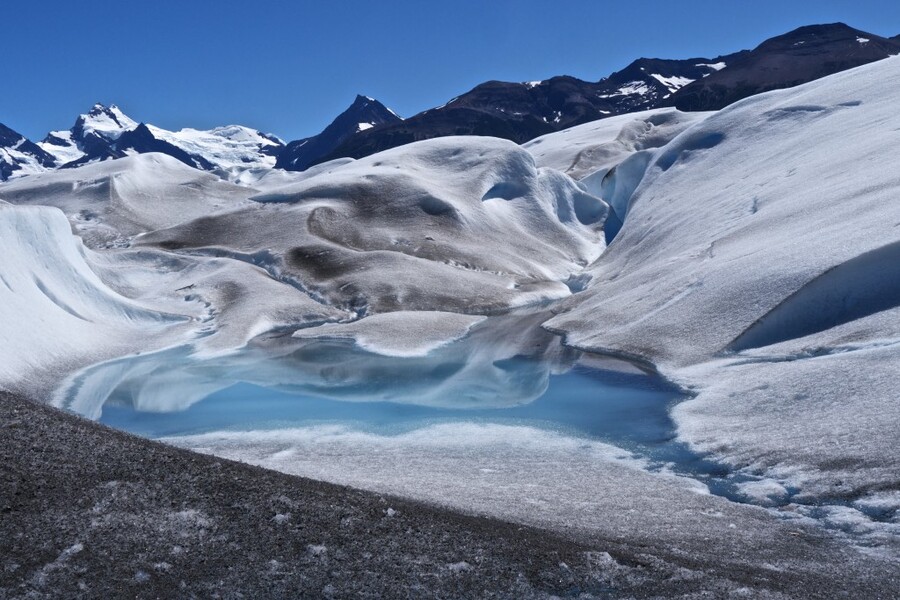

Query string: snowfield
[0,51,898,582]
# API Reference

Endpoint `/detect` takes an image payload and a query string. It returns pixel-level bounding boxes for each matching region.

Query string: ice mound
[138,137,609,314]
[87,248,349,357]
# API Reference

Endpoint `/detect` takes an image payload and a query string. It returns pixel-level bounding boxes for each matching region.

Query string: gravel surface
[1,392,897,599]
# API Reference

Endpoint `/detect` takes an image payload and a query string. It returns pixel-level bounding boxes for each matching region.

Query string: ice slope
[0,205,190,394]
[546,56,900,502]
[139,136,609,314]
[0,153,252,248]
[0,200,345,399]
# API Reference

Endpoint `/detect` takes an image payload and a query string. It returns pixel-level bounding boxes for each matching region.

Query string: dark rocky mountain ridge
[292,22,899,169]
[307,55,738,167]
[669,23,900,111]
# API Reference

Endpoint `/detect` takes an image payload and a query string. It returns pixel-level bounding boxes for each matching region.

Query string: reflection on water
[56,312,870,527]
[56,312,683,452]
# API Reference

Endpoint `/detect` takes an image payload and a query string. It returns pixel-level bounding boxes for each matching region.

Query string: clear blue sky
[3,1,899,142]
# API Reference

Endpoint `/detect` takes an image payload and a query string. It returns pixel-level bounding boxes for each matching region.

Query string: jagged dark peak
[345,94,401,122]
[124,122,154,138]
[350,94,378,107]
[326,94,402,134]
[275,95,402,171]
[0,123,26,147]
[87,102,118,120]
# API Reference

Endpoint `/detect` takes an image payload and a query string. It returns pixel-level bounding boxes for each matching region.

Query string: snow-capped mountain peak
[29,103,284,181]
[74,103,138,141]
[37,102,140,168]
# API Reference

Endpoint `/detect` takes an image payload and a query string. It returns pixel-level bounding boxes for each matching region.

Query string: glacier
[0,50,898,592]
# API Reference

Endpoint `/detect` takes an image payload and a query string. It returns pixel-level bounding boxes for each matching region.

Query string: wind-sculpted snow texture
[546,56,900,521]
[139,137,609,315]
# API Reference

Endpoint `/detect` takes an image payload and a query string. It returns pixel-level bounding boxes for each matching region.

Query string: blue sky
[3,1,899,142]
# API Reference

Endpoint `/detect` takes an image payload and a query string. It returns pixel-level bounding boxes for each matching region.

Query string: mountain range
[1,22,897,182]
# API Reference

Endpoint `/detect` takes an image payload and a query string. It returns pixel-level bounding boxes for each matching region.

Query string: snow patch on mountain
[38,130,83,165]
[649,74,695,92]
[598,81,652,98]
